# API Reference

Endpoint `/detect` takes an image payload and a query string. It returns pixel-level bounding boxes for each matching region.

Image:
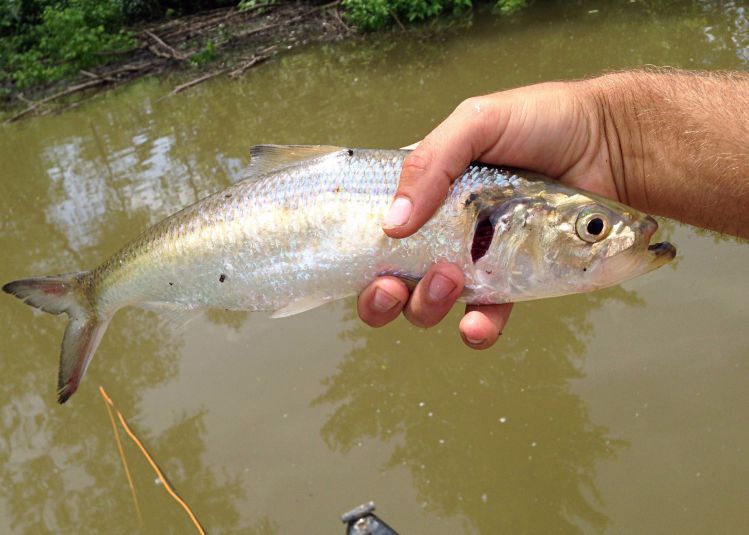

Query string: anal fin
[58,315,110,403]
[271,294,348,319]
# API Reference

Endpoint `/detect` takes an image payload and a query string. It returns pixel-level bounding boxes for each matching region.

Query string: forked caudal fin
[2,272,109,404]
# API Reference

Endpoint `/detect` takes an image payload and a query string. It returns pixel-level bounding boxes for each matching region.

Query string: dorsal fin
[246,145,346,177]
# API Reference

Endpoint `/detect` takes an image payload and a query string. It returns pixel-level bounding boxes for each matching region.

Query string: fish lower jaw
[648,241,677,262]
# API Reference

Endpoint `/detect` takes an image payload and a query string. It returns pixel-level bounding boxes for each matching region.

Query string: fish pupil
[587,217,604,236]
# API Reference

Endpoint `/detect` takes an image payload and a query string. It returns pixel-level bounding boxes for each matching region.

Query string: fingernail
[466,336,485,345]
[428,273,456,301]
[372,288,400,312]
[383,197,412,228]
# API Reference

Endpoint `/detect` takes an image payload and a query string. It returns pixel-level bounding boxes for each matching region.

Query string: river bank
[2,0,529,123]
[3,1,349,122]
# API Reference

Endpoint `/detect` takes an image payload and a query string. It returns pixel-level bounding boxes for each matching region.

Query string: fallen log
[144,29,188,60]
[169,69,228,96]
[6,78,109,124]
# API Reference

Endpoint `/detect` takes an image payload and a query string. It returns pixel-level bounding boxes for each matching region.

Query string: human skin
[357,69,749,348]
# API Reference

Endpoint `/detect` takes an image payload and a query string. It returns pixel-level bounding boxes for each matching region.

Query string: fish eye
[576,210,611,243]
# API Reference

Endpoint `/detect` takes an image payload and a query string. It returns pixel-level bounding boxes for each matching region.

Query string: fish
[3,145,676,403]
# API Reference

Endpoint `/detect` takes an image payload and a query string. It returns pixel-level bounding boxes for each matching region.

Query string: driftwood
[80,69,115,83]
[228,53,268,79]
[4,60,161,123]
[145,2,274,41]
[143,29,188,61]
[331,7,353,34]
[234,0,341,39]
[166,2,341,96]
[6,78,109,123]
[169,69,228,96]
[93,46,142,57]
[389,9,406,32]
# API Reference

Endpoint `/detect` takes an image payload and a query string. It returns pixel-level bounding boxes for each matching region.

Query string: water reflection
[205,309,251,331]
[698,0,749,65]
[0,305,248,533]
[316,289,642,532]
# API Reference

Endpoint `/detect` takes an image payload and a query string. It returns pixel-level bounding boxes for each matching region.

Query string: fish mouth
[648,241,677,260]
[645,240,676,272]
[641,215,676,265]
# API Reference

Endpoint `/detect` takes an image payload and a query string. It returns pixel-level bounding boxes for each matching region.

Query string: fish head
[466,181,676,302]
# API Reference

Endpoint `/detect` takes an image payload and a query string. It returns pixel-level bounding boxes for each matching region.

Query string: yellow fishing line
[99,386,143,528]
[99,385,206,535]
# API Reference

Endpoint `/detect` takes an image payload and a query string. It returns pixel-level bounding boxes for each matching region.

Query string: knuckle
[458,96,491,114]
[434,262,464,281]
[400,149,432,181]
[456,97,476,111]
[400,149,452,199]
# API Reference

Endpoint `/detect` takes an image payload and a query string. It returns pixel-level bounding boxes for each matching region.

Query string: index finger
[382,96,507,238]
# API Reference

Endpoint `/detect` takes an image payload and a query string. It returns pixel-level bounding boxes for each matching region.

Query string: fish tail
[2,272,109,403]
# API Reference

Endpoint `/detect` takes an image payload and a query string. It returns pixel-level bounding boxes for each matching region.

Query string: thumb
[382,96,506,238]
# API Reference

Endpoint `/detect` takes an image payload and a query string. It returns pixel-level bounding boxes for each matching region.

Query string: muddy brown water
[1,1,748,533]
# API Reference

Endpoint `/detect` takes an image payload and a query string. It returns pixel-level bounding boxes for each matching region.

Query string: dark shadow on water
[315,288,643,533]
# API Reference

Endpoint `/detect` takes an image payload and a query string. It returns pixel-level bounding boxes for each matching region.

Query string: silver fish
[3,145,675,402]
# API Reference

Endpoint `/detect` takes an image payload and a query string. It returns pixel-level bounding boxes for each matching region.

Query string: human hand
[358,80,625,348]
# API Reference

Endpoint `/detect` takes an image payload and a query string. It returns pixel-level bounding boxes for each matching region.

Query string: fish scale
[92,148,473,315]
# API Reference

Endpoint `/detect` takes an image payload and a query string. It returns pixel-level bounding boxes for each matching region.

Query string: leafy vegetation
[0,0,235,92]
[237,0,278,11]
[1,0,135,90]
[341,0,527,31]
[188,39,217,66]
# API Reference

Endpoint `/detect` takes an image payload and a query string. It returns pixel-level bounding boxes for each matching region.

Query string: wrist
[579,73,653,212]
[585,70,749,238]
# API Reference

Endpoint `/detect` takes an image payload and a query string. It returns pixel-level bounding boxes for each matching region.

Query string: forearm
[587,70,749,239]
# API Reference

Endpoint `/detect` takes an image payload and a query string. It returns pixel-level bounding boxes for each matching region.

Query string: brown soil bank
[5,1,349,123]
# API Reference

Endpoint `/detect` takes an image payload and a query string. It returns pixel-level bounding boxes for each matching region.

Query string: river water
[1,1,748,533]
